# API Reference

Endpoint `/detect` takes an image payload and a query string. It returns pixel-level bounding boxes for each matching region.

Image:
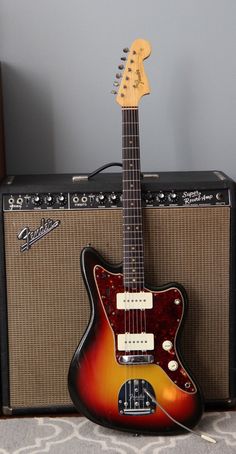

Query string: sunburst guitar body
[68,39,203,434]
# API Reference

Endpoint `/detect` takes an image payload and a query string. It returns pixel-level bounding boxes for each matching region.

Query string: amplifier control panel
[3,189,230,211]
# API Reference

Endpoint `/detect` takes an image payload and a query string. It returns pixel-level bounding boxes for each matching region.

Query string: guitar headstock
[112,39,151,108]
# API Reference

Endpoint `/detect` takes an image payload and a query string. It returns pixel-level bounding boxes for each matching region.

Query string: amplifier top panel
[0,170,235,193]
[1,171,234,211]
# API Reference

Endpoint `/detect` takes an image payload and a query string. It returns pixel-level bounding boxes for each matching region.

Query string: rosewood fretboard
[122,107,144,291]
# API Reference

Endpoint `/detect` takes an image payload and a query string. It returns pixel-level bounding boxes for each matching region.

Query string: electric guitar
[68,39,203,434]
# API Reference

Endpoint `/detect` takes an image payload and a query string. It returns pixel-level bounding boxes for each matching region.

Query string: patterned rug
[0,412,235,453]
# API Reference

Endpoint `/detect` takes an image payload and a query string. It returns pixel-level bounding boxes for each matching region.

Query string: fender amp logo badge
[18,218,61,252]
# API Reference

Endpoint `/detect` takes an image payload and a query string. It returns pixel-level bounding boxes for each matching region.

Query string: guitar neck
[122,107,144,291]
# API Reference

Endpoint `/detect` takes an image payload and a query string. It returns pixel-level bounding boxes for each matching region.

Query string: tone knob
[169,192,177,202]
[58,194,67,205]
[45,194,54,206]
[158,192,165,202]
[33,195,42,206]
[145,192,153,203]
[168,360,179,371]
[110,193,118,203]
[97,193,106,204]
[162,340,173,351]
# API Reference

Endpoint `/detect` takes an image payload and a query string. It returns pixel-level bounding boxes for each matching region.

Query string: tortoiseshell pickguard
[94,265,196,394]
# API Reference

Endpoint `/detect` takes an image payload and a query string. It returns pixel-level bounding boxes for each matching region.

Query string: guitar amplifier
[0,171,235,415]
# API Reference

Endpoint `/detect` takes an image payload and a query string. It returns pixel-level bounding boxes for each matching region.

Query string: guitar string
[135,103,146,409]
[123,107,128,409]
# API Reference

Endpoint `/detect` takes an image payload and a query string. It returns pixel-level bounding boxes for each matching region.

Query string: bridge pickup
[118,354,154,365]
[117,332,154,351]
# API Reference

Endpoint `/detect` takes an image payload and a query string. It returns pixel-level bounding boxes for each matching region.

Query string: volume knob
[110,193,118,203]
[33,195,42,206]
[97,194,106,204]
[45,194,54,206]
[58,194,67,205]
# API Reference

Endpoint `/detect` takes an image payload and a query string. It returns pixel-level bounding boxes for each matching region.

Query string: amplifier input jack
[8,197,14,204]
[72,196,79,204]
[17,197,24,205]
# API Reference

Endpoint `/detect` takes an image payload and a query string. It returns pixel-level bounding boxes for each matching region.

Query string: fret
[122,134,139,137]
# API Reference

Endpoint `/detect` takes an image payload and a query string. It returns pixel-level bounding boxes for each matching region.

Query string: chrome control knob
[97,193,106,204]
[110,193,118,203]
[33,195,42,206]
[45,194,54,206]
[58,194,67,205]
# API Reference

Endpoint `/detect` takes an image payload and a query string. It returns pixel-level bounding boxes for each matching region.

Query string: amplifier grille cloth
[4,206,230,409]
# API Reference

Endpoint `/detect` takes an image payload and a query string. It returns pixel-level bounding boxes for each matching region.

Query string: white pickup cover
[117,333,154,351]
[116,292,153,310]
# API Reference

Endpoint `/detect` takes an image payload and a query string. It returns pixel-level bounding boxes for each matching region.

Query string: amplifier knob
[33,195,42,206]
[110,193,118,203]
[58,194,67,205]
[97,193,106,204]
[169,192,177,202]
[157,192,165,202]
[45,194,54,206]
[145,192,153,203]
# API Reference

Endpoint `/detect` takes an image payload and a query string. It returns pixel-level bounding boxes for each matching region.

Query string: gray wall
[0,0,236,178]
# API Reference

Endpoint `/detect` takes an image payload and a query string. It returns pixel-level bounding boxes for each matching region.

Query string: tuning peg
[123,47,129,53]
[116,73,122,79]
[111,90,117,95]
[118,64,124,70]
[121,56,127,61]
[113,81,119,87]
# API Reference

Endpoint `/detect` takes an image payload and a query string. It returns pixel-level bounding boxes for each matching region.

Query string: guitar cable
[143,388,216,444]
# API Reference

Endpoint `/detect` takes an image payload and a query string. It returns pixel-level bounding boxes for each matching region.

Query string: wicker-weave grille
[3,206,230,409]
